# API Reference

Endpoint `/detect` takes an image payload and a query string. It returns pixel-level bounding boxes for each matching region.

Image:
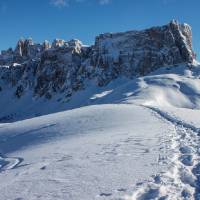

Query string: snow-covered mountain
[0,21,200,200]
[0,20,196,121]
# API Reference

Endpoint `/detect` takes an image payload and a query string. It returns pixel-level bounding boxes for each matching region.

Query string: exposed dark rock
[15,85,24,98]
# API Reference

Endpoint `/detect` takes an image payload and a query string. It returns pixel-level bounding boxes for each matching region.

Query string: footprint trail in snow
[126,107,200,200]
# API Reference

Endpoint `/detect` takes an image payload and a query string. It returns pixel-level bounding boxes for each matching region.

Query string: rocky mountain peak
[0,20,196,100]
[52,39,65,48]
[15,38,34,57]
[43,40,51,50]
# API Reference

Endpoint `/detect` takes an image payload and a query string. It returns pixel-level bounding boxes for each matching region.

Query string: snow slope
[0,104,173,200]
[0,63,200,199]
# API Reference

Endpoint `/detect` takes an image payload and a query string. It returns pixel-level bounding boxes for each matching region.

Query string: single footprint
[40,166,46,170]
[136,187,159,200]
[179,155,193,166]
[117,188,127,192]
[179,168,196,187]
[99,193,112,197]
[181,188,192,199]
[153,175,162,184]
[192,163,200,175]
[179,146,193,154]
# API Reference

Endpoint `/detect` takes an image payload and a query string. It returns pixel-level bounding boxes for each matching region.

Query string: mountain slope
[0,104,173,200]
[0,63,200,199]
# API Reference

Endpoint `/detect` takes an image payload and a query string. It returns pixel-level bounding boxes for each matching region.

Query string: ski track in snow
[0,155,23,172]
[126,106,200,200]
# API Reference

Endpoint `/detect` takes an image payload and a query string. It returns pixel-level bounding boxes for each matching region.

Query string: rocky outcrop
[0,20,196,100]
[90,20,195,85]
[34,39,85,98]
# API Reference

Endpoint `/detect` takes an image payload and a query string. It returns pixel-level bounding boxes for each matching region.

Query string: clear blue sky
[0,0,199,57]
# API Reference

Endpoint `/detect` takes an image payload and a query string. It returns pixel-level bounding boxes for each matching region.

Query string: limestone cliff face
[0,20,196,99]
[90,20,195,85]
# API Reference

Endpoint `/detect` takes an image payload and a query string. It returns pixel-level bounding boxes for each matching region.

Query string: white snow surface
[0,63,200,199]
